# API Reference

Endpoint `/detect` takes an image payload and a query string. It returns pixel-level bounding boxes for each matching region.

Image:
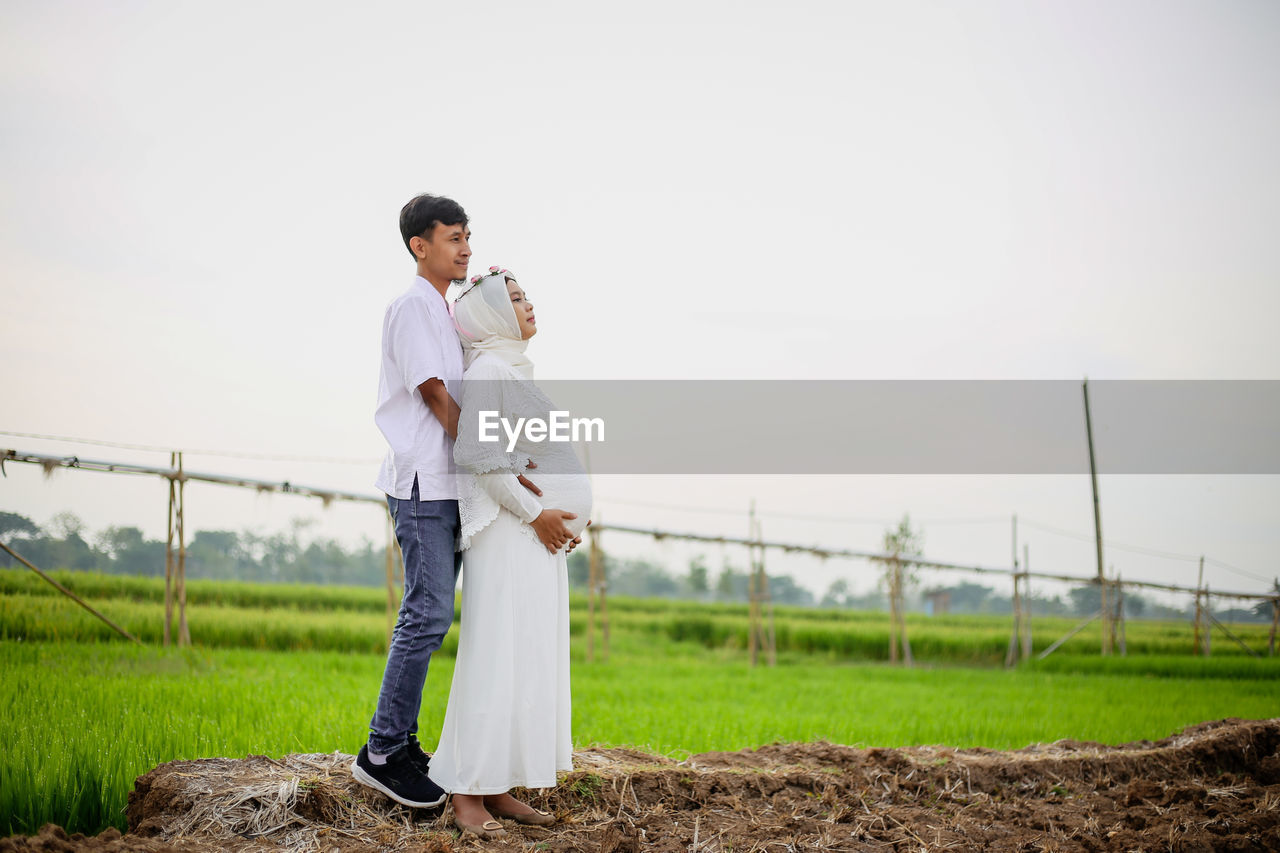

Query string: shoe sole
[350,759,448,809]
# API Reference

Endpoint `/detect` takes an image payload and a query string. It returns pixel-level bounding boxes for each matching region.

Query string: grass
[2,638,1278,837]
[3,568,1274,663]
[2,567,1277,836]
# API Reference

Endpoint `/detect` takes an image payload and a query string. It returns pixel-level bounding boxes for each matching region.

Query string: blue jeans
[368,478,461,756]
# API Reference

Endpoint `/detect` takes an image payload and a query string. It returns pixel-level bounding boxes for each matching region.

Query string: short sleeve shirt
[374,277,464,501]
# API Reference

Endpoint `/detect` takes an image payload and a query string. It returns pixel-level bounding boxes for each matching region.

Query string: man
[351,193,473,808]
[352,194,578,809]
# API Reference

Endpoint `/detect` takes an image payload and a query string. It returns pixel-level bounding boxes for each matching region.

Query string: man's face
[414,222,471,284]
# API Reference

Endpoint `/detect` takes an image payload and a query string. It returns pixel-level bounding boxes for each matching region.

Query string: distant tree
[1068,584,1103,616]
[820,578,851,608]
[94,525,146,559]
[921,581,993,613]
[686,555,709,596]
[608,558,679,598]
[767,574,814,606]
[0,511,39,543]
[880,515,924,574]
[48,510,86,540]
[94,525,164,576]
[715,565,748,601]
[0,512,40,567]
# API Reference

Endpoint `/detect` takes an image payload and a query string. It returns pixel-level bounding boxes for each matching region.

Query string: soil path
[3,718,1278,852]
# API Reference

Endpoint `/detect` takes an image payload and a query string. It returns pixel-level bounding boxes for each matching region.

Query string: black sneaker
[350,744,447,808]
[405,733,432,774]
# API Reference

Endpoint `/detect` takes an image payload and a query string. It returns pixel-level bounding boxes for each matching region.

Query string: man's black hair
[400,194,468,258]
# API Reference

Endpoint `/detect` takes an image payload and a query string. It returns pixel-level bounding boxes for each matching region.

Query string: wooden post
[1269,588,1278,657]
[1115,572,1127,656]
[587,521,608,662]
[754,512,776,667]
[587,523,599,663]
[1005,570,1021,668]
[1082,379,1110,655]
[748,507,759,667]
[1020,544,1032,660]
[599,534,610,663]
[746,503,775,666]
[385,508,397,648]
[899,563,913,667]
[1005,521,1020,667]
[164,452,176,647]
[1202,585,1212,657]
[886,555,913,666]
[887,556,900,664]
[1194,556,1205,656]
[175,452,189,646]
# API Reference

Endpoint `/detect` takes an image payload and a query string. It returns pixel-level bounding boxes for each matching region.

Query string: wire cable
[0,430,379,465]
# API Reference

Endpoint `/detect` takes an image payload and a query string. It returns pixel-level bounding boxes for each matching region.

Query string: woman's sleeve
[454,364,522,475]
[476,470,543,523]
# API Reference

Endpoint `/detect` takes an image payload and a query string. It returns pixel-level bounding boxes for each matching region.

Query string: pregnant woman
[428,267,591,840]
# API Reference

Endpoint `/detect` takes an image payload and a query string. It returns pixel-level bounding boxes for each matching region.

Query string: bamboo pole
[887,556,900,665]
[1082,379,1111,655]
[1115,572,1127,656]
[587,524,599,663]
[164,452,175,648]
[1269,583,1279,657]
[747,499,752,666]
[599,535,610,663]
[753,514,776,667]
[1202,585,1212,656]
[1205,610,1262,658]
[385,508,397,648]
[1038,611,1101,660]
[176,452,189,646]
[588,520,608,662]
[1268,595,1278,657]
[0,541,141,644]
[1020,544,1032,660]
[900,561,913,666]
[1194,557,1205,656]
[1005,570,1021,668]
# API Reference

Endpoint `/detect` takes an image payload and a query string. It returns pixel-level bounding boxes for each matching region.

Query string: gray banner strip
[456,380,1280,474]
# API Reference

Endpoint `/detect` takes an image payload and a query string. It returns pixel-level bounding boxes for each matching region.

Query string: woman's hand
[531,509,578,554]
[564,520,590,555]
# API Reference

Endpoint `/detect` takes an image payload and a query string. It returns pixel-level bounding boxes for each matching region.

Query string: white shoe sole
[350,758,448,809]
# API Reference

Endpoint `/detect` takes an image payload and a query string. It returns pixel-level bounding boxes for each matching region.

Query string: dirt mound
[3,718,1278,852]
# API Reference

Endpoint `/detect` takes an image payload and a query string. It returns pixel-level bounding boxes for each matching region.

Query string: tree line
[2,509,1264,620]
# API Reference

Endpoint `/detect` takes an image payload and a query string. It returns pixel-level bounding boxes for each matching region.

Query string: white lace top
[454,354,592,551]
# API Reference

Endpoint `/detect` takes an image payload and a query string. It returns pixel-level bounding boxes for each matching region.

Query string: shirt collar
[413,276,452,315]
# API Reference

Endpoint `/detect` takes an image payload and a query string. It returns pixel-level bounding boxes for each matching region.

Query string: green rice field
[1,567,1277,836]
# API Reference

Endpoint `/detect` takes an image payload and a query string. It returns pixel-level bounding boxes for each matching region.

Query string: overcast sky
[2,1,1277,602]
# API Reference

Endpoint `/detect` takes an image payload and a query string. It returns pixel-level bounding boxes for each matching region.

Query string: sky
[2,0,1277,604]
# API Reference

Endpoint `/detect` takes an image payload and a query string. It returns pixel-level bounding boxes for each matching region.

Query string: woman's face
[506,277,536,340]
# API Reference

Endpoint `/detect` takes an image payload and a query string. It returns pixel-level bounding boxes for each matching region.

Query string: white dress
[427,354,592,794]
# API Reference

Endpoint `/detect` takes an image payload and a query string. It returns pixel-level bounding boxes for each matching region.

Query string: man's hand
[531,509,578,554]
[518,459,542,496]
[416,378,460,441]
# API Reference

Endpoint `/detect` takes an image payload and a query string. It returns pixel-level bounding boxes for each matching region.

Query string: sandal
[455,817,507,839]
[489,805,555,826]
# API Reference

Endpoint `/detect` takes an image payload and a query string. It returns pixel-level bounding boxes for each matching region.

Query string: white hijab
[450,267,533,379]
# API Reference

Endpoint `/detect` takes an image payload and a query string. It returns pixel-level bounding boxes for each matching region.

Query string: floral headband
[454,265,512,301]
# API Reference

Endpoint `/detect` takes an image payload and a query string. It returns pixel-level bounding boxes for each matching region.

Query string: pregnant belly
[533,474,593,538]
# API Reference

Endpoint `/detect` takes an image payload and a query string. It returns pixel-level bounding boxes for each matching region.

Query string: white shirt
[374,277,464,501]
